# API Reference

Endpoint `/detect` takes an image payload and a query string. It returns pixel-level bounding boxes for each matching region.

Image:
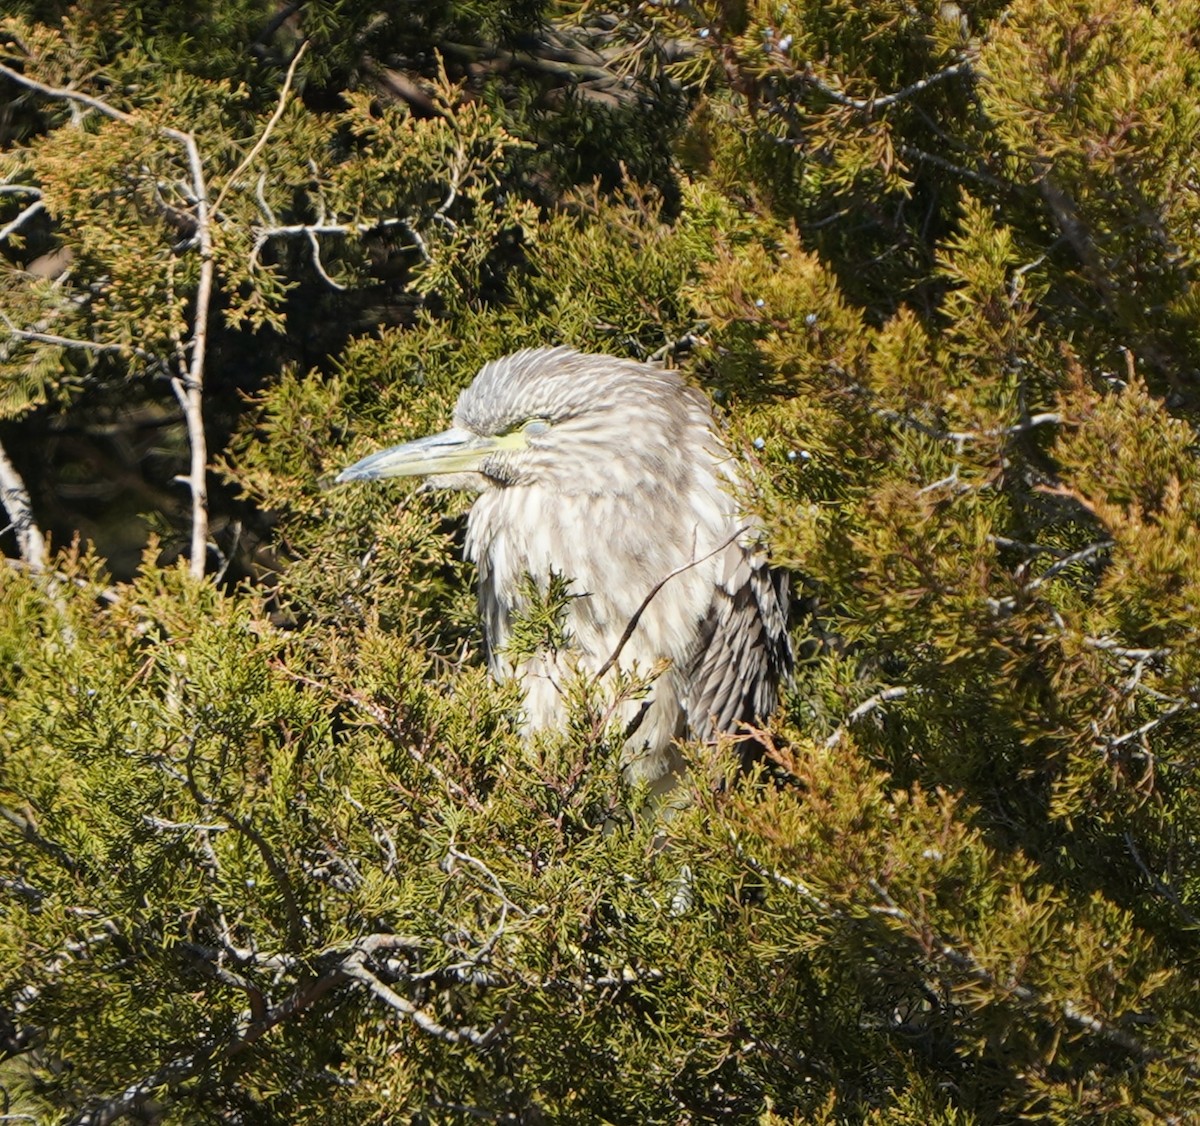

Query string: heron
[338,347,792,794]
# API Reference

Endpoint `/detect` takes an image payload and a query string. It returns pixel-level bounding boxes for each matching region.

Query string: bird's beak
[336,426,505,483]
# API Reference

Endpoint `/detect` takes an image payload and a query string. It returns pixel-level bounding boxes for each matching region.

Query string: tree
[2,0,1199,1121]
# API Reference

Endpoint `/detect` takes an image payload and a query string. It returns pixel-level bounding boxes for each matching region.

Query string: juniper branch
[65,934,433,1126]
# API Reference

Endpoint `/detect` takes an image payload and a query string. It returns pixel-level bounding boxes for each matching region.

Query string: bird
[337,347,792,795]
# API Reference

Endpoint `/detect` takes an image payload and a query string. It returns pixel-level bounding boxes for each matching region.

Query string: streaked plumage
[338,347,792,790]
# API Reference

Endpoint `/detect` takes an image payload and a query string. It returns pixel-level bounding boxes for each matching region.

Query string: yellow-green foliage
[3,1,1200,1122]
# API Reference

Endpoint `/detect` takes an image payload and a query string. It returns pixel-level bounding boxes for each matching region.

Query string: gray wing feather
[686,538,793,741]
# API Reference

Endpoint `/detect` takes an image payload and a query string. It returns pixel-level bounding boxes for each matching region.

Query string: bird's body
[339,348,791,789]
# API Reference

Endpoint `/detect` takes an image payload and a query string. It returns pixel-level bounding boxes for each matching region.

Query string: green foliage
[3,0,1200,1122]
[504,569,576,662]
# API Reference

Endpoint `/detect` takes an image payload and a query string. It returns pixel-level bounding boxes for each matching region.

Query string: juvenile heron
[338,347,792,790]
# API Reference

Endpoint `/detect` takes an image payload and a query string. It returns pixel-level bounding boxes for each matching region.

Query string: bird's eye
[523,419,551,437]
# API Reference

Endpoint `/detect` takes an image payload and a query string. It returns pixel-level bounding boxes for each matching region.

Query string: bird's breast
[466,484,732,679]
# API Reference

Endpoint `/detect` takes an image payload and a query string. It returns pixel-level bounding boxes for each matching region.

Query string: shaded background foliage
[2,0,1200,1122]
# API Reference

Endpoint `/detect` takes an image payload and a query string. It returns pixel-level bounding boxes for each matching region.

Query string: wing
[685,536,793,743]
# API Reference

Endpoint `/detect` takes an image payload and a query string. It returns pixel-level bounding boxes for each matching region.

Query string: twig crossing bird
[338,347,792,793]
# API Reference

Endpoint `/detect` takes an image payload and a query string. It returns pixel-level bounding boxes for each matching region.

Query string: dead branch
[210,43,308,217]
[796,57,975,114]
[0,198,45,243]
[823,686,914,749]
[0,59,214,579]
[593,526,746,683]
[340,948,502,1047]
[0,433,46,570]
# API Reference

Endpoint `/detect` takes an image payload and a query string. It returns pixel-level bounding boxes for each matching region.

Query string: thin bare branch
[210,42,309,217]
[865,878,1195,1071]
[270,661,486,813]
[176,130,213,579]
[989,535,1079,558]
[1124,831,1200,929]
[341,949,502,1047]
[67,975,339,1126]
[824,686,913,749]
[1023,539,1113,595]
[305,227,347,289]
[141,814,230,833]
[593,527,745,683]
[0,61,135,124]
[0,198,45,242]
[9,924,120,1021]
[3,556,123,603]
[1083,636,1172,662]
[441,39,632,87]
[1104,700,1197,753]
[875,404,1063,446]
[2,313,157,362]
[735,839,830,911]
[736,835,1199,1077]
[892,142,1010,188]
[798,58,974,113]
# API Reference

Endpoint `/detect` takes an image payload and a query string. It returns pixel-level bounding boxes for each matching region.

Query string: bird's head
[337,347,698,495]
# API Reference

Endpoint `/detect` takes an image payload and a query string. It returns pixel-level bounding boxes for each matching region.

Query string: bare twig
[142,814,230,833]
[987,539,1114,616]
[824,686,913,749]
[444,842,533,965]
[0,198,45,242]
[1,312,157,362]
[1123,831,1200,929]
[305,227,347,289]
[441,39,632,88]
[1082,636,1171,662]
[8,924,120,1020]
[593,527,745,683]
[67,974,340,1126]
[799,58,974,113]
[647,329,707,364]
[341,788,398,873]
[270,661,486,812]
[340,948,502,1047]
[736,829,1199,1077]
[1022,539,1113,595]
[1104,700,1197,753]
[250,216,425,277]
[989,535,1078,558]
[0,62,136,125]
[174,131,213,580]
[3,556,123,604]
[210,42,308,217]
[734,837,830,911]
[874,405,1063,446]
